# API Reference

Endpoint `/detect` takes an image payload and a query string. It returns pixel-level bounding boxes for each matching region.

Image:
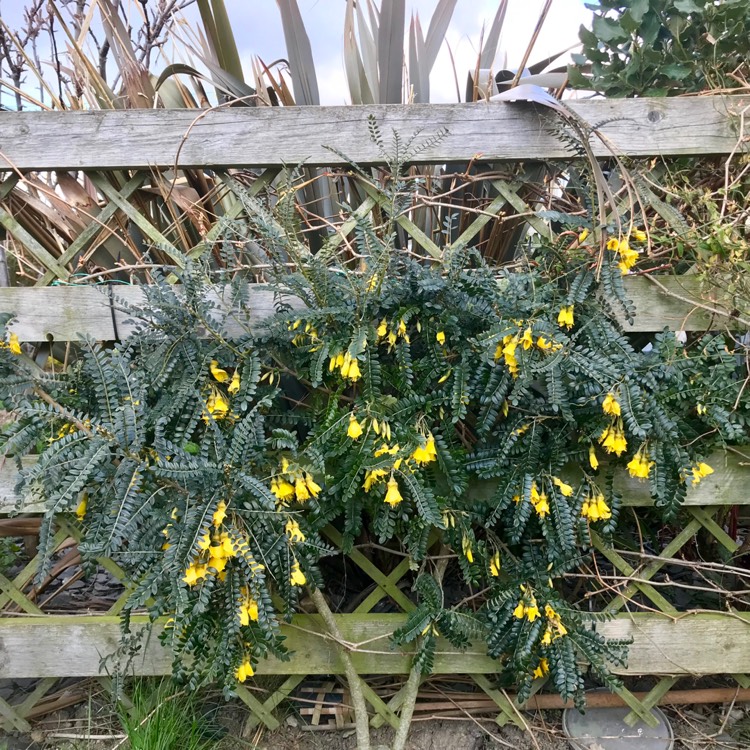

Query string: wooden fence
[0,96,749,735]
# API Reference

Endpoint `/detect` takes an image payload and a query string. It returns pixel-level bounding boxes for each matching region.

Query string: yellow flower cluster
[462,535,474,563]
[203,360,241,422]
[0,332,21,356]
[689,461,714,486]
[581,492,611,522]
[290,560,306,586]
[238,587,259,626]
[489,551,501,577]
[602,392,621,416]
[285,518,305,543]
[530,482,550,518]
[182,533,234,584]
[557,305,574,330]
[288,319,320,349]
[235,657,254,682]
[329,351,361,381]
[607,235,641,275]
[533,658,550,679]
[270,458,322,504]
[411,432,437,466]
[627,444,653,479]
[496,333,520,377]
[540,603,568,645]
[377,317,410,346]
[493,324,561,378]
[599,418,627,456]
[513,587,540,622]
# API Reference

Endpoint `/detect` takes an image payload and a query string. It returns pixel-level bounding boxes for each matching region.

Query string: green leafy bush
[0,165,746,711]
[569,0,750,96]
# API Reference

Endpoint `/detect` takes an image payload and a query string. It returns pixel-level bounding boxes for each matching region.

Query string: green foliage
[0,151,746,709]
[117,678,222,750]
[570,0,750,97]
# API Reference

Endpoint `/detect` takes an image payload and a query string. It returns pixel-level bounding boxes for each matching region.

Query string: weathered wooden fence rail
[0,97,749,733]
[1,97,747,170]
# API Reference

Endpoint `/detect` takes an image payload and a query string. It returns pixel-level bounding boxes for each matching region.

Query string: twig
[308,587,371,750]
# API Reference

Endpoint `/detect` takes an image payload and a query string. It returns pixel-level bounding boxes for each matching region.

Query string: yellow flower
[411,434,437,466]
[589,444,599,470]
[347,358,361,382]
[209,359,230,383]
[364,468,388,491]
[75,496,87,520]
[552,477,573,497]
[606,237,620,252]
[578,229,589,243]
[239,594,259,626]
[305,473,322,497]
[228,370,241,395]
[501,334,520,377]
[533,658,550,679]
[632,228,647,242]
[398,319,406,336]
[347,414,364,440]
[690,462,714,486]
[602,392,621,416]
[375,443,399,457]
[461,535,474,563]
[182,564,208,586]
[598,420,627,456]
[525,600,540,622]
[536,335,553,351]
[617,242,639,274]
[530,482,550,518]
[377,319,388,339]
[220,534,235,556]
[290,560,307,587]
[627,445,653,480]
[384,476,403,506]
[557,305,574,330]
[285,519,306,543]
[436,331,446,346]
[204,390,230,421]
[235,658,254,682]
[8,333,21,356]
[212,501,227,527]
[513,601,525,619]
[696,403,707,415]
[271,478,295,502]
[581,492,611,522]
[197,533,212,551]
[520,327,534,351]
[294,477,310,502]
[489,551,501,577]
[208,555,227,573]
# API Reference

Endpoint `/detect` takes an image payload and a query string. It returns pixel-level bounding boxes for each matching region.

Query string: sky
[0,0,593,106]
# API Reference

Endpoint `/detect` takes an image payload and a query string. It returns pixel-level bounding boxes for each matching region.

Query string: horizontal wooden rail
[0,448,744,514]
[0,275,745,344]
[0,97,746,171]
[0,612,746,679]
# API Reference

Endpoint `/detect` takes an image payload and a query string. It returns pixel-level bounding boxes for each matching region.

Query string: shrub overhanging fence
[0,95,749,734]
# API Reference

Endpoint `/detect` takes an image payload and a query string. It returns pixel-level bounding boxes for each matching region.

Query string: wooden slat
[1,98,746,171]
[0,612,747,679]
[0,284,288,343]
[0,275,744,344]
[2,446,748,515]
